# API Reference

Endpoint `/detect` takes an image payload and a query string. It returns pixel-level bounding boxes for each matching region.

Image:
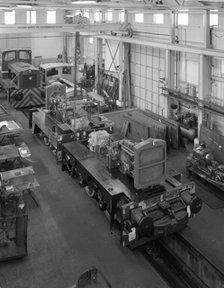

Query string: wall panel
[130,44,165,114]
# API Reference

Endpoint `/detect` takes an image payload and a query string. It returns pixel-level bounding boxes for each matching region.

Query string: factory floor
[1,99,224,287]
[0,100,169,288]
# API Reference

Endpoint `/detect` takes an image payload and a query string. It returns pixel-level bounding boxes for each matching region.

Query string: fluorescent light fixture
[72,1,96,4]
[18,5,33,9]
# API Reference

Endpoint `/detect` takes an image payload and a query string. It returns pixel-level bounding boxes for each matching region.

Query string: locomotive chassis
[62,140,201,249]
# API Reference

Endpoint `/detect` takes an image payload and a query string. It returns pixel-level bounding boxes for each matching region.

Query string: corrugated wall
[130,44,166,116]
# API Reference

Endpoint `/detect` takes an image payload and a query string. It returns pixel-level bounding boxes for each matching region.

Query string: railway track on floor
[143,233,224,288]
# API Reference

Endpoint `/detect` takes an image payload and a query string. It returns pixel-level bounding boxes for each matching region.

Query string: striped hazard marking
[10,87,45,109]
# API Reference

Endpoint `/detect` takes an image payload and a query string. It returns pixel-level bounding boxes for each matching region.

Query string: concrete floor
[1,100,224,287]
[0,102,169,288]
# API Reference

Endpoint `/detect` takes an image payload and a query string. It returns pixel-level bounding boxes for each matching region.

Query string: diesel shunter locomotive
[62,137,202,249]
[0,49,45,109]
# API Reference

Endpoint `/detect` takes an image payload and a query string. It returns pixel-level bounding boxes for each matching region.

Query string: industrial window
[27,11,36,24]
[119,10,125,22]
[210,10,218,26]
[153,14,164,24]
[62,67,72,74]
[106,10,113,21]
[4,10,15,24]
[47,68,58,77]
[135,13,144,23]
[84,10,89,18]
[4,51,15,62]
[177,10,189,26]
[94,9,101,22]
[89,37,94,44]
[18,51,30,61]
[47,11,56,24]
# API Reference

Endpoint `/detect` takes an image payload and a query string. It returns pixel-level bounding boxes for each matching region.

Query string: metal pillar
[198,11,211,137]
[203,10,211,49]
[121,42,131,107]
[118,42,124,103]
[94,38,103,94]
[74,31,80,98]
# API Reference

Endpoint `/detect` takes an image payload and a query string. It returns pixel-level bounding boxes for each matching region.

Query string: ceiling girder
[97,34,224,58]
[0,22,126,34]
[0,0,223,11]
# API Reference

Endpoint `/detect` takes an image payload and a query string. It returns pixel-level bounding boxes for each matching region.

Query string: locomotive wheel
[214,175,221,182]
[56,151,62,162]
[190,196,202,214]
[43,136,50,146]
[99,201,107,211]
[85,186,95,198]
[38,132,44,139]
[78,172,86,187]
[85,183,97,198]
[71,166,78,177]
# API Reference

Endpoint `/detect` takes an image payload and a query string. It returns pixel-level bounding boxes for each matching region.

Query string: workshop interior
[0,1,223,287]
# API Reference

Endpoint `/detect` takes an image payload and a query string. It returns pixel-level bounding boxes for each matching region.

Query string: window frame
[177,10,189,26]
[4,10,15,25]
[47,10,56,24]
[135,13,144,23]
[27,10,36,24]
[153,13,164,24]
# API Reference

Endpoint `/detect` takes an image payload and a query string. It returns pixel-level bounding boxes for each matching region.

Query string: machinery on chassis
[32,81,114,161]
[62,137,202,249]
[0,49,45,109]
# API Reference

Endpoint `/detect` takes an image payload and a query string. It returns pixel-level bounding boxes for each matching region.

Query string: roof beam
[97,34,224,58]
[0,23,126,34]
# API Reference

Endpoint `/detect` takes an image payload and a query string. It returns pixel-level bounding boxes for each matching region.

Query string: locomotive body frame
[62,140,202,249]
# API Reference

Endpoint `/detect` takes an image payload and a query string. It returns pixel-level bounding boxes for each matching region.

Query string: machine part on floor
[0,184,28,262]
[187,143,224,191]
[62,138,202,249]
[0,49,45,109]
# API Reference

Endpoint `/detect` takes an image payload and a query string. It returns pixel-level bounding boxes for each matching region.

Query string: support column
[118,42,124,103]
[198,54,211,137]
[170,10,175,44]
[165,49,175,118]
[203,10,210,49]
[94,38,103,94]
[198,11,211,137]
[166,50,175,89]
[118,42,131,107]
